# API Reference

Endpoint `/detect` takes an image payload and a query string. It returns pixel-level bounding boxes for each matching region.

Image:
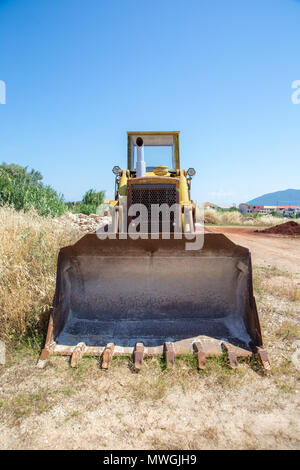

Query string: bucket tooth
[164,342,176,367]
[222,343,238,369]
[101,343,115,370]
[133,343,144,372]
[257,347,271,371]
[36,347,53,369]
[193,342,206,370]
[70,342,86,368]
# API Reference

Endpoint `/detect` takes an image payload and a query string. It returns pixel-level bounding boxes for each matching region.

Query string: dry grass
[0,206,80,343]
[275,321,300,342]
[203,207,294,226]
[254,267,300,303]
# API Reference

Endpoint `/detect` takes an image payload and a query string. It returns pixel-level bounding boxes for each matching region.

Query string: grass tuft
[275,321,300,342]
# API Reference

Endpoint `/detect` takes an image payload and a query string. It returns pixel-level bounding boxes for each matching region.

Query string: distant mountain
[247,189,300,206]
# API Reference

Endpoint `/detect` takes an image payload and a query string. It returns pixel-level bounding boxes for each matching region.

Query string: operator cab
[127,131,180,174]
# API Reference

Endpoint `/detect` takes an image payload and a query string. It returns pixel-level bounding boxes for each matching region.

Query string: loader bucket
[38,233,269,369]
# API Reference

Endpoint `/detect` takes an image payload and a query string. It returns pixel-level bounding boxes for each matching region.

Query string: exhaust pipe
[136,137,146,177]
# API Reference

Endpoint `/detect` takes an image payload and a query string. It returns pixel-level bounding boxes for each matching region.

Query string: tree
[1,163,43,184]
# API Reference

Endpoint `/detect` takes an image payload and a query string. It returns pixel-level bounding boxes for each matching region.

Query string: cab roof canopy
[127,131,179,146]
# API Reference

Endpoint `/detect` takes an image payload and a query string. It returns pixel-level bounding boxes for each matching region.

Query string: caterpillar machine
[38,132,270,371]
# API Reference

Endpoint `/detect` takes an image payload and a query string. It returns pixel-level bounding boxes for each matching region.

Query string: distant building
[239,203,300,216]
[203,202,218,209]
[239,203,265,214]
[263,205,277,213]
[278,206,300,216]
[239,203,248,213]
[276,205,299,214]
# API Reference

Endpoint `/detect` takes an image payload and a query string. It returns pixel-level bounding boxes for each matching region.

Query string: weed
[275,321,300,342]
[64,409,79,421]
[11,390,52,419]
[68,356,97,382]
[129,376,168,402]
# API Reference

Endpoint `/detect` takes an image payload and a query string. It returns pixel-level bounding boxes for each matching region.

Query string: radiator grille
[129,184,178,233]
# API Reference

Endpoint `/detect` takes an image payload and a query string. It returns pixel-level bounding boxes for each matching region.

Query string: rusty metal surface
[70,342,86,368]
[133,343,144,372]
[194,338,223,357]
[51,337,252,357]
[222,342,238,369]
[38,232,268,368]
[36,348,52,369]
[52,234,259,349]
[37,335,269,372]
[257,347,271,370]
[193,342,206,369]
[164,342,176,367]
[101,343,115,369]
[36,341,56,369]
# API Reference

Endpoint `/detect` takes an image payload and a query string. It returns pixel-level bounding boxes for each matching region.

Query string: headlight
[187,168,196,177]
[112,165,121,175]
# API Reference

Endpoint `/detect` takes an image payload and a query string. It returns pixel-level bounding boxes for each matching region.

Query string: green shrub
[271,211,283,218]
[0,163,65,217]
[247,212,263,219]
[68,189,105,215]
[82,189,105,207]
[216,206,239,213]
[77,203,98,215]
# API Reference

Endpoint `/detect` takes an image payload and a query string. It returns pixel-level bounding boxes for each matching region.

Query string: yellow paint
[153,166,169,176]
[173,133,180,169]
[119,170,128,196]
[179,170,190,204]
[145,171,171,177]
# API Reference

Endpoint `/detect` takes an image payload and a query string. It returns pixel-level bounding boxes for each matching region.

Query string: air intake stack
[136,137,146,177]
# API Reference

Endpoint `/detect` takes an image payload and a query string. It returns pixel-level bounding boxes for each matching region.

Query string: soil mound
[257,221,300,236]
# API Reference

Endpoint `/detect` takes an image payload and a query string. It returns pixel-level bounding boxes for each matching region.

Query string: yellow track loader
[38,132,270,371]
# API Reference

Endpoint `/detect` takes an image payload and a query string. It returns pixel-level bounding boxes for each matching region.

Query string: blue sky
[0,0,300,205]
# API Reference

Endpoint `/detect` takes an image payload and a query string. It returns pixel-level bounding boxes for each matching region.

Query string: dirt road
[209,226,300,275]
